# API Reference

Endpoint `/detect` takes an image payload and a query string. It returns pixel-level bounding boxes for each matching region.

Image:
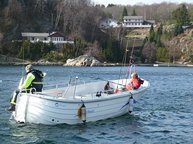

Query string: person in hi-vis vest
[7,64,46,111]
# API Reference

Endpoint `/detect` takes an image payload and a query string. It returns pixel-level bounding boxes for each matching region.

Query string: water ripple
[1,66,193,143]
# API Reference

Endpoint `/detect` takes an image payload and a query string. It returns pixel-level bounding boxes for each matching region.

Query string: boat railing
[43,83,69,90]
[70,77,86,86]
[43,78,86,90]
[36,78,87,97]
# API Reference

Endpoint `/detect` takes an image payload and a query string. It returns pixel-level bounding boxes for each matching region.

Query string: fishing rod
[125,37,136,85]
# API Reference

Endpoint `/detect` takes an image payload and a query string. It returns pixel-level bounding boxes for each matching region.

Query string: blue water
[0,65,193,144]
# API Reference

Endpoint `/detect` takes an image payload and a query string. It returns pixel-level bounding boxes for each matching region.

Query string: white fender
[77,103,86,124]
[80,104,86,123]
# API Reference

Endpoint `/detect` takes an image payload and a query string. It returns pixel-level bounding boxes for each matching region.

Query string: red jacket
[126,77,144,90]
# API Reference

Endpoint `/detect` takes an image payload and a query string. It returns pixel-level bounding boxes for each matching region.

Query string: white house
[99,18,121,29]
[99,16,155,29]
[21,32,74,44]
[123,16,155,28]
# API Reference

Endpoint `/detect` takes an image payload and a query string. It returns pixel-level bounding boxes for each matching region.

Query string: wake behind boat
[10,76,150,125]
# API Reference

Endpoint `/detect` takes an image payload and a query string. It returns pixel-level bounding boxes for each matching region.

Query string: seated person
[126,72,144,91]
[104,81,114,94]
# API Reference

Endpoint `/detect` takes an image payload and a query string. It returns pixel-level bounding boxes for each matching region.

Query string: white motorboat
[11,77,150,125]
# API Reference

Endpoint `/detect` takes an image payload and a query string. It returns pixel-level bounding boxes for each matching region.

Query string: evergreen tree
[0,0,8,8]
[155,23,163,47]
[103,38,121,62]
[156,47,169,62]
[19,40,31,60]
[122,7,128,20]
[173,23,184,36]
[172,4,187,36]
[132,9,137,16]
[149,25,155,42]
[172,4,190,26]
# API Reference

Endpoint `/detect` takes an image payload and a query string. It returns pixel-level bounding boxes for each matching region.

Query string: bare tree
[5,0,22,20]
[142,41,156,63]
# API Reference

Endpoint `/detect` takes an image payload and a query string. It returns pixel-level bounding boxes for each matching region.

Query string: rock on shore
[64,55,101,67]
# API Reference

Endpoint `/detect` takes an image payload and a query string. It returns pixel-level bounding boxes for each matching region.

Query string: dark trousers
[10,88,42,105]
[10,90,19,105]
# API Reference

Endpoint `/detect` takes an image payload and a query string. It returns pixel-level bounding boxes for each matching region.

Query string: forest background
[0,0,193,64]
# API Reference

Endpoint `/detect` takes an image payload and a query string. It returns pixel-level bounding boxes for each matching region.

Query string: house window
[44,38,47,40]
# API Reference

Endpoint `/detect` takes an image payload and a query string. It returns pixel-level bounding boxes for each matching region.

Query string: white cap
[131,72,138,78]
[25,64,33,72]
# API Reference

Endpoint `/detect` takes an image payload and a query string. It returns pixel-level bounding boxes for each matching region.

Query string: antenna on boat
[119,39,129,79]
[18,43,26,86]
[126,37,136,80]
[21,44,25,76]
[116,38,129,89]
[73,76,78,99]
[19,43,26,88]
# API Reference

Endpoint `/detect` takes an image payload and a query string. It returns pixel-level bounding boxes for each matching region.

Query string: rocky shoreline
[1,54,193,67]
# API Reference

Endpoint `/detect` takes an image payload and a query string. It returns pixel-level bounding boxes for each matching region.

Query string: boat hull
[12,79,149,125]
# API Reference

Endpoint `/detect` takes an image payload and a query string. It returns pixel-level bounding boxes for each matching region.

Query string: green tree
[0,0,8,8]
[173,23,184,36]
[156,47,169,62]
[62,43,75,60]
[172,4,190,26]
[107,4,116,7]
[30,42,43,60]
[0,42,9,55]
[131,9,137,16]
[74,38,86,57]
[41,42,55,57]
[155,23,163,47]
[19,40,31,60]
[103,38,121,62]
[122,7,128,20]
[44,51,63,62]
[149,25,155,42]
[162,30,173,41]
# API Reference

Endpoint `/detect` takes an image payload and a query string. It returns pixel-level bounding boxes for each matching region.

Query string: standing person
[7,64,46,111]
[126,72,144,91]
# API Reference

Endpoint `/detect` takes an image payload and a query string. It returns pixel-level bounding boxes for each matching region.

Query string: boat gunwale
[19,80,150,104]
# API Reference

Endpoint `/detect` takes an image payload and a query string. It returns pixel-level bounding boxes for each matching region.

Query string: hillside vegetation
[1,0,193,64]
